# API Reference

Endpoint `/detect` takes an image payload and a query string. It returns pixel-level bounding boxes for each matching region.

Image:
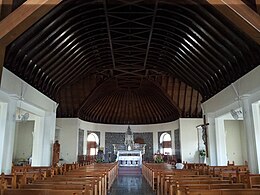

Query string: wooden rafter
[207,0,260,44]
[0,0,61,82]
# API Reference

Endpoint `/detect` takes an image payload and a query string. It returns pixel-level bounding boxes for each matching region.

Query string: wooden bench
[177,188,260,195]
[19,183,94,194]
[169,182,247,195]
[0,173,17,189]
[2,162,118,195]
[248,174,260,188]
[44,175,103,195]
[161,175,229,195]
[1,189,90,195]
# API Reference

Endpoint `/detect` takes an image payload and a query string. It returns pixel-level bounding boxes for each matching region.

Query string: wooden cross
[196,115,209,157]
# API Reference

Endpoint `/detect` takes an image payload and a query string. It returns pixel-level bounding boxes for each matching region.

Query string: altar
[116,150,142,167]
[113,126,146,167]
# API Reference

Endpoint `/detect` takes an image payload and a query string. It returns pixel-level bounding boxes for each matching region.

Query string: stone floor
[108,175,155,195]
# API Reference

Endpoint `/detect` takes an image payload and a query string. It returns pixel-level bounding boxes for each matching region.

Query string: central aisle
[108,167,155,195]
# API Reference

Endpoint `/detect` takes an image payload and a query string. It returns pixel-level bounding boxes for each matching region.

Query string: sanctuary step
[118,166,142,175]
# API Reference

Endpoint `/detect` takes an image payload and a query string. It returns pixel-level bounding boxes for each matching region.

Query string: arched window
[87,133,99,156]
[160,132,172,155]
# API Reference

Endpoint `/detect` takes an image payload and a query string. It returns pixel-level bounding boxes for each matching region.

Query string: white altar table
[116,150,142,167]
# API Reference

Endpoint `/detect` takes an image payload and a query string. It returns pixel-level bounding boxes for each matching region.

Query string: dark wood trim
[0,44,5,82]
[0,0,14,20]
[256,0,260,14]
[208,0,260,44]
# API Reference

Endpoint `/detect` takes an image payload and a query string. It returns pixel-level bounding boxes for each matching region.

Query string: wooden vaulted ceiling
[1,0,260,124]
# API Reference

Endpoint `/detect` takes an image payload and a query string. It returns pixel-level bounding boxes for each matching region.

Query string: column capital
[8,94,20,101]
[239,94,251,100]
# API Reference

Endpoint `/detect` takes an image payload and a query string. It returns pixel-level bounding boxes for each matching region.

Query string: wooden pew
[158,171,204,194]
[248,174,260,188]
[3,162,117,195]
[1,189,90,195]
[161,175,228,195]
[142,162,175,191]
[41,175,102,195]
[33,162,118,195]
[19,183,94,194]
[177,188,260,195]
[0,173,17,189]
[71,162,118,192]
[63,172,106,195]
[169,182,247,195]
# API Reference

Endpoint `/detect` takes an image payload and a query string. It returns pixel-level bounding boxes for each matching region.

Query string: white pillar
[0,102,8,173]
[215,117,227,165]
[207,113,217,166]
[153,131,158,154]
[31,116,45,166]
[252,102,260,173]
[83,129,88,155]
[241,95,259,173]
[171,129,175,155]
[0,95,18,173]
[41,112,56,166]
[100,131,105,153]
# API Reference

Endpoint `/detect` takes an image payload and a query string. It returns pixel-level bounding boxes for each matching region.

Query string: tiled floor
[108,174,155,195]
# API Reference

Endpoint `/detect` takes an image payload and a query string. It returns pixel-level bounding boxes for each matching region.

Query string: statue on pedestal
[124,125,134,150]
[52,140,60,166]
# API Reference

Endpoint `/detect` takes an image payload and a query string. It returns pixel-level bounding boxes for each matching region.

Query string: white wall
[202,65,260,114]
[179,118,203,163]
[224,120,244,165]
[0,68,57,170]
[13,121,34,163]
[56,118,79,163]
[78,120,179,132]
[56,118,181,162]
[78,119,179,154]
[202,65,260,172]
[1,68,56,112]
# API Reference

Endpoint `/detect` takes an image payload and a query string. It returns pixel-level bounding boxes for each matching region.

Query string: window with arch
[87,133,99,156]
[160,132,172,155]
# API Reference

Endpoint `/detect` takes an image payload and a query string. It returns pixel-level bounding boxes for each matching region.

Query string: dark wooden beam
[0,0,14,20]
[104,0,116,71]
[0,0,61,83]
[143,0,158,69]
[256,0,260,14]
[208,0,260,44]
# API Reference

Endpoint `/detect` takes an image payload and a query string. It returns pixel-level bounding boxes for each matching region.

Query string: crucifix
[196,115,209,157]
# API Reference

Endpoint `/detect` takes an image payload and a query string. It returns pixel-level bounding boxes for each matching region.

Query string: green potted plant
[95,149,104,163]
[153,153,164,163]
[199,149,206,163]
[199,149,206,157]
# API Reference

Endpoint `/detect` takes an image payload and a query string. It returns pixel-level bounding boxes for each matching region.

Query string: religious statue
[52,140,60,166]
[124,125,134,150]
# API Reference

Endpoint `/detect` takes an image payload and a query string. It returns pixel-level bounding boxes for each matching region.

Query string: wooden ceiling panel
[2,0,260,124]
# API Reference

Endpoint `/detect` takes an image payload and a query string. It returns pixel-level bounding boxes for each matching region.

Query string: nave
[108,167,155,195]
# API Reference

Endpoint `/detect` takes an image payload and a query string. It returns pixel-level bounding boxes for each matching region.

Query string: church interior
[0,0,260,194]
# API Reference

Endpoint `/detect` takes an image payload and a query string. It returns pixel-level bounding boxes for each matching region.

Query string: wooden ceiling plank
[0,0,61,84]
[207,0,260,44]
